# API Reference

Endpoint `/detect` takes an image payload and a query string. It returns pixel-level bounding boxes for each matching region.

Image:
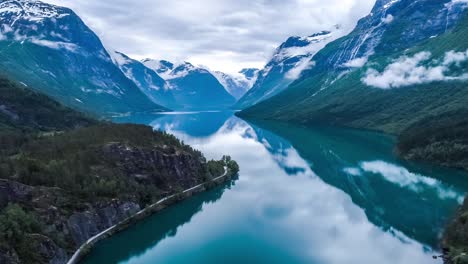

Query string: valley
[0,0,467,263]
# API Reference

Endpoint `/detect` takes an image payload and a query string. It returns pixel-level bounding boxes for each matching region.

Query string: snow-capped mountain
[0,0,164,114]
[141,59,175,79]
[240,0,468,136]
[142,59,236,110]
[323,0,467,70]
[111,51,177,109]
[211,69,259,100]
[235,29,340,109]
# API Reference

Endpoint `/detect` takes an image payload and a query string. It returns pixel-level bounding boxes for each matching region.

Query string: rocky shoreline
[68,168,237,264]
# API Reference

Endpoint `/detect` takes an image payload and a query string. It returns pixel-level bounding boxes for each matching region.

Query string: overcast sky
[45,0,376,74]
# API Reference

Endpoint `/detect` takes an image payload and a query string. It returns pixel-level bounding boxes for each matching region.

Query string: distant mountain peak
[235,28,341,109]
[211,69,259,99]
[143,59,207,80]
[272,30,335,65]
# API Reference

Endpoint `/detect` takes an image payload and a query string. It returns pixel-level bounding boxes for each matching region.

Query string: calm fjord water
[83,111,468,264]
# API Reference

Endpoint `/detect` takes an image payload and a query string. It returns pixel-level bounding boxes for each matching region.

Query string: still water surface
[83,111,468,264]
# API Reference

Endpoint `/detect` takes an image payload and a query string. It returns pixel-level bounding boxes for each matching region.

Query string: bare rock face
[67,201,140,246]
[26,234,68,264]
[101,142,206,190]
[0,248,20,264]
[0,180,34,209]
[443,198,468,263]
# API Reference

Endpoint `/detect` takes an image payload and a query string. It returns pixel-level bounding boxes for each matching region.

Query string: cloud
[362,50,468,89]
[343,57,368,68]
[285,59,315,80]
[43,0,376,74]
[381,14,394,24]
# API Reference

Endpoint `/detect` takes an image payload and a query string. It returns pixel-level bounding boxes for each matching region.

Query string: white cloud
[343,167,362,176]
[381,14,394,24]
[43,0,376,74]
[343,57,368,68]
[362,50,468,89]
[285,58,315,80]
[8,30,79,52]
[29,38,79,52]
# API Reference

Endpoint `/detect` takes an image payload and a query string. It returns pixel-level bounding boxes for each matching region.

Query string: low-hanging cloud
[362,49,468,89]
[343,57,368,68]
[43,0,376,74]
[285,59,315,80]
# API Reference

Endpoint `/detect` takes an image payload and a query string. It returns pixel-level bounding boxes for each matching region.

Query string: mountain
[211,68,259,99]
[142,59,236,110]
[0,0,166,115]
[235,30,340,109]
[111,51,177,109]
[239,0,468,137]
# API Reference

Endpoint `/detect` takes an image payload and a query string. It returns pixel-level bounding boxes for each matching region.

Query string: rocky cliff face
[443,198,468,263]
[101,143,207,190]
[0,129,217,264]
[67,201,141,246]
[0,179,142,262]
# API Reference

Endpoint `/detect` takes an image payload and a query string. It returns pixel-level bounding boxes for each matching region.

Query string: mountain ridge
[0,0,167,115]
[234,28,341,109]
[142,59,236,110]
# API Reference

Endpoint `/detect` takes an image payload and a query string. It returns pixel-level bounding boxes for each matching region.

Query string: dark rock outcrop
[443,198,468,264]
[67,201,140,246]
[101,143,206,190]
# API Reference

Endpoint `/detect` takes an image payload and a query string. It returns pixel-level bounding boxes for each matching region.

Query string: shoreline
[67,168,236,264]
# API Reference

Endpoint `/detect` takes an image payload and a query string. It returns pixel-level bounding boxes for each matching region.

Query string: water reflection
[84,112,468,264]
[252,119,467,248]
[114,111,231,138]
[83,180,238,263]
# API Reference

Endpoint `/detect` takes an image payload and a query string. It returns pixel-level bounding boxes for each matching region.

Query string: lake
[82,111,468,264]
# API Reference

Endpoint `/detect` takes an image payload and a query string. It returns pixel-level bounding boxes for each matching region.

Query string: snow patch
[273,32,335,63]
[445,0,468,9]
[383,0,400,9]
[0,0,70,22]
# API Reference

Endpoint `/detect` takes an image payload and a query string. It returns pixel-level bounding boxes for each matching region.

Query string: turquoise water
[83,111,468,264]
